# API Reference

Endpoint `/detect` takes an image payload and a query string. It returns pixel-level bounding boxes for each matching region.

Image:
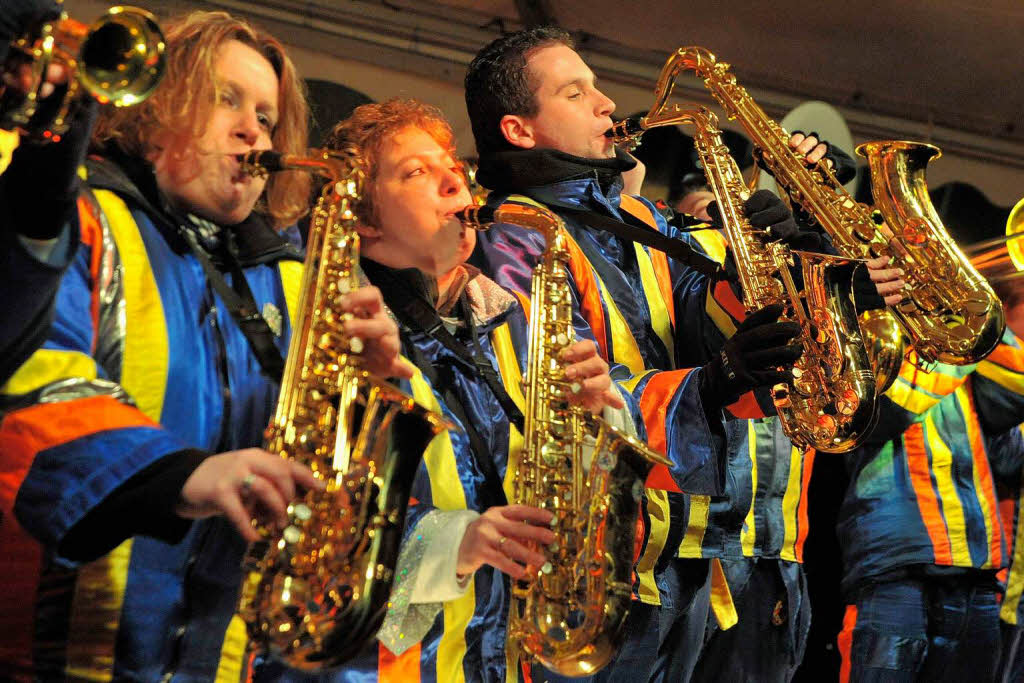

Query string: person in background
[0,0,99,382]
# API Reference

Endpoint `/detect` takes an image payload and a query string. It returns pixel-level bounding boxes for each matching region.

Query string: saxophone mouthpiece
[606,116,646,150]
[455,204,495,230]
[237,150,285,177]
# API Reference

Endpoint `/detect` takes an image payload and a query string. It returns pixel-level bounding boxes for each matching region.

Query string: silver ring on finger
[240,473,256,497]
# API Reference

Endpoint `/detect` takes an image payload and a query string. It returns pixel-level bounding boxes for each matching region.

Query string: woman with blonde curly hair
[0,11,407,681]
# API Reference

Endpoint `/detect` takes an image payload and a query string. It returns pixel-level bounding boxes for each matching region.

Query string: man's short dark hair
[464,27,574,158]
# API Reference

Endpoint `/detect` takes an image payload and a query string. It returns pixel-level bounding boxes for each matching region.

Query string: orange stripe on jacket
[904,423,953,564]
[76,195,105,351]
[962,387,1004,567]
[793,449,815,562]
[713,279,747,325]
[838,605,857,683]
[0,397,152,673]
[619,195,675,328]
[562,234,610,360]
[379,642,421,683]
[637,369,691,493]
[724,391,766,419]
[985,343,1024,373]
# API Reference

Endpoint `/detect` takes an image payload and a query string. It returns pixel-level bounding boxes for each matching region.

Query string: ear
[499,114,536,150]
[356,223,383,240]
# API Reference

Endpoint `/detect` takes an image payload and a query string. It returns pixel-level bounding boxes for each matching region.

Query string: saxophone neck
[238,147,362,183]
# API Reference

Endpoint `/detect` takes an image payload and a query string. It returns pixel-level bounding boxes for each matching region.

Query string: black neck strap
[557,204,723,277]
[375,266,525,435]
[179,226,285,382]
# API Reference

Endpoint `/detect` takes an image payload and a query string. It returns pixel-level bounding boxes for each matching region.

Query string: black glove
[699,303,804,410]
[707,189,823,252]
[1,97,98,239]
[851,262,887,312]
[0,0,60,63]
[790,130,857,185]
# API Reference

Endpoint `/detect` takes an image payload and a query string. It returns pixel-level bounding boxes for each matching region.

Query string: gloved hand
[699,303,804,410]
[708,189,823,251]
[789,130,857,185]
[0,0,60,63]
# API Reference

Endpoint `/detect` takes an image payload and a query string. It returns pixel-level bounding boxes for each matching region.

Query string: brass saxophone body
[612,101,877,452]
[235,149,449,670]
[458,204,671,676]
[658,46,1004,366]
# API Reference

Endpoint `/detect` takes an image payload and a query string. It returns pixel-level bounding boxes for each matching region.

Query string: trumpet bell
[1,6,166,138]
[967,196,1024,285]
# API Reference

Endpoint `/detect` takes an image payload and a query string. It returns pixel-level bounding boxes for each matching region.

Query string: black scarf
[476,146,636,195]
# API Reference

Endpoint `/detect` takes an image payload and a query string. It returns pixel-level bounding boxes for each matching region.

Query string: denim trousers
[690,558,811,683]
[840,577,1002,683]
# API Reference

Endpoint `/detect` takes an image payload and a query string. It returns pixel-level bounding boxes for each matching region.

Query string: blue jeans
[690,559,811,683]
[531,559,710,683]
[841,578,1002,683]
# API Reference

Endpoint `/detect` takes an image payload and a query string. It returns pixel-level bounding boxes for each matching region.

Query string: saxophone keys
[290,503,313,521]
[835,388,860,417]
[282,525,303,545]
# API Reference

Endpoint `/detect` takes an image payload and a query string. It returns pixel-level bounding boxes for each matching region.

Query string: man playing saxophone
[463,27,873,682]
[0,11,408,680]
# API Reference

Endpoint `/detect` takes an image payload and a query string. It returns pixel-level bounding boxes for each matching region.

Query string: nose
[595,88,616,118]
[234,108,263,148]
[440,166,464,197]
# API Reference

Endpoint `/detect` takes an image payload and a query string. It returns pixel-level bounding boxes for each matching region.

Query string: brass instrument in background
[0,5,165,138]
[612,103,877,452]
[965,197,1024,286]
[657,45,1003,367]
[236,149,449,670]
[458,203,671,676]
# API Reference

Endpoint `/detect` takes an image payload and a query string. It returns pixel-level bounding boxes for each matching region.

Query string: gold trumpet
[0,5,165,138]
[967,197,1024,286]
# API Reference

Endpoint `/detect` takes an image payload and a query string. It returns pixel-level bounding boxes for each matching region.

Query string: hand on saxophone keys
[560,339,626,413]
[788,131,832,168]
[457,505,557,580]
[337,285,415,379]
[175,448,326,542]
[865,255,907,306]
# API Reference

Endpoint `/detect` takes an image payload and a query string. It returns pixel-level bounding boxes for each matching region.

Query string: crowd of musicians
[2,2,1023,681]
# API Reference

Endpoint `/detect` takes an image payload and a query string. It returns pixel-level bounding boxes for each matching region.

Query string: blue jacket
[471,169,759,611]
[837,333,1024,597]
[0,156,304,681]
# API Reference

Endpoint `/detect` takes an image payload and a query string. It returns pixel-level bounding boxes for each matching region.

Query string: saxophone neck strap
[400,326,510,509]
[556,204,723,277]
[372,264,526,435]
[180,226,285,382]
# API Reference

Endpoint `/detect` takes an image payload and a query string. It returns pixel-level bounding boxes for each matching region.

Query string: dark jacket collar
[361,258,515,338]
[475,146,636,196]
[84,147,302,267]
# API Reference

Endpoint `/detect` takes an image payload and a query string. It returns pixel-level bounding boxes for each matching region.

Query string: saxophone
[458,203,671,676]
[611,104,877,452]
[235,149,449,670]
[657,46,1004,366]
